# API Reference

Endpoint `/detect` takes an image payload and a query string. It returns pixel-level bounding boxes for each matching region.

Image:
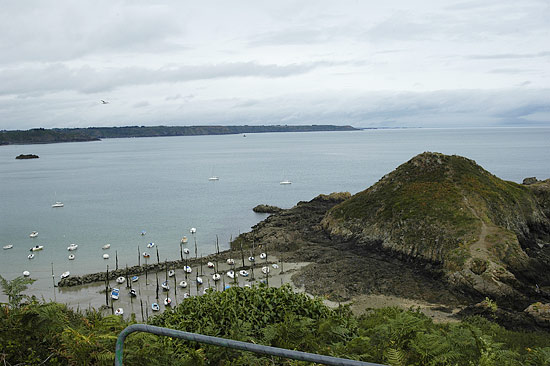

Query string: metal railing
[115,324,386,366]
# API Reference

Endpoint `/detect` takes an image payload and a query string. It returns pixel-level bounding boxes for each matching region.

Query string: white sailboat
[280,171,292,185]
[208,167,219,181]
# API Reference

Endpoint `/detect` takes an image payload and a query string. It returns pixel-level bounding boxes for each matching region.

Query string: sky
[0,0,549,130]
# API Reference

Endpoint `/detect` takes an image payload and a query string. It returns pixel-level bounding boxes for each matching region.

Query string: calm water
[1,127,549,294]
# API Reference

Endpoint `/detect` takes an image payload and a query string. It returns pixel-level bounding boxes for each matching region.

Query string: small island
[15,154,39,159]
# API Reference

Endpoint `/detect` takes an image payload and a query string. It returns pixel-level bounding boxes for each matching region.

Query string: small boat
[190,227,196,234]
[103,253,110,259]
[207,261,215,268]
[196,276,203,285]
[161,281,170,291]
[29,231,38,238]
[212,273,221,281]
[183,293,190,299]
[129,289,137,297]
[102,243,111,250]
[68,254,75,260]
[239,270,249,277]
[23,270,30,277]
[116,276,125,284]
[262,266,270,274]
[179,280,187,288]
[147,242,155,248]
[244,284,251,288]
[164,298,172,306]
[131,276,139,282]
[111,288,120,300]
[60,271,70,279]
[142,252,150,258]
[115,308,124,316]
[141,230,146,236]
[208,176,219,181]
[248,256,255,262]
[226,270,235,279]
[152,303,160,311]
[67,243,78,251]
[52,201,64,208]
[30,245,43,252]
[203,288,210,294]
[226,258,235,265]
[168,270,175,277]
[181,236,188,244]
[184,265,192,273]
[183,248,190,255]
[259,252,267,260]
[27,254,35,259]
[272,263,279,269]
[280,179,292,185]
[3,244,13,250]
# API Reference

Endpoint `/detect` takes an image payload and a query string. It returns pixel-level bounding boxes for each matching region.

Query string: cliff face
[321,152,550,301]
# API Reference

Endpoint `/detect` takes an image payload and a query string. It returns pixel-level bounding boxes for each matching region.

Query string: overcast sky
[1,0,549,130]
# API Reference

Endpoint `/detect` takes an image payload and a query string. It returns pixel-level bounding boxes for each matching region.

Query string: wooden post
[138,246,141,267]
[105,265,109,306]
[156,246,160,265]
[115,250,119,271]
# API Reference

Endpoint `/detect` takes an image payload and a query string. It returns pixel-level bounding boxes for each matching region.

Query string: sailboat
[208,167,219,181]
[280,171,292,185]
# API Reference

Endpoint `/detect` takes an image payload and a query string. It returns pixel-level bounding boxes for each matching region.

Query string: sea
[1,127,549,300]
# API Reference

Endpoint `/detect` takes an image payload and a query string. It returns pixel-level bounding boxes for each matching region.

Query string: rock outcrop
[15,154,39,159]
[320,152,550,305]
[253,204,283,214]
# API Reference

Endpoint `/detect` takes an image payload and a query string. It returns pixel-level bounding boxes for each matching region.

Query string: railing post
[115,324,386,366]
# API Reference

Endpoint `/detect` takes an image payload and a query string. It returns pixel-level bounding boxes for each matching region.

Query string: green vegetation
[0,125,357,145]
[1,276,550,365]
[324,152,541,268]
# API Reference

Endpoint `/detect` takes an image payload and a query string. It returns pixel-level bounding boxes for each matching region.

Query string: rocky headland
[233,152,550,330]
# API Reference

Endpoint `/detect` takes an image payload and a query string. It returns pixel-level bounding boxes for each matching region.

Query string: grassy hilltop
[321,152,550,302]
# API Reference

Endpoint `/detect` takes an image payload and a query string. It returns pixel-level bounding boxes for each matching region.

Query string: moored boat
[184,265,192,273]
[152,303,160,311]
[196,276,203,285]
[190,227,196,234]
[226,258,235,265]
[261,266,270,274]
[103,253,110,259]
[181,236,188,244]
[102,243,111,249]
[116,276,125,284]
[23,270,30,277]
[30,245,43,251]
[27,254,35,259]
[3,244,13,250]
[68,254,75,260]
[147,242,155,248]
[111,288,120,300]
[226,270,235,279]
[164,297,172,306]
[179,280,187,288]
[183,248,190,255]
[239,270,249,277]
[67,243,78,251]
[168,270,175,277]
[259,252,267,260]
[60,271,70,279]
[129,289,137,297]
[207,261,215,268]
[272,263,279,269]
[115,308,124,316]
[52,201,64,208]
[248,256,255,262]
[142,252,150,258]
[161,281,170,291]
[29,231,38,238]
[212,273,221,281]
[131,276,139,282]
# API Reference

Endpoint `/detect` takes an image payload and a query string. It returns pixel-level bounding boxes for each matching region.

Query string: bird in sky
[101,100,109,104]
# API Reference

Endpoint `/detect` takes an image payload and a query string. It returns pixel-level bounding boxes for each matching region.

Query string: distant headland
[0,125,358,146]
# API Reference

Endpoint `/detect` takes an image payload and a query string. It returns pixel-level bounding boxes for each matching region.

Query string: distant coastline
[0,125,358,146]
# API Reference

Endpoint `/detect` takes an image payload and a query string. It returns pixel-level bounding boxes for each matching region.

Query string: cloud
[0,61,330,96]
[467,52,550,60]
